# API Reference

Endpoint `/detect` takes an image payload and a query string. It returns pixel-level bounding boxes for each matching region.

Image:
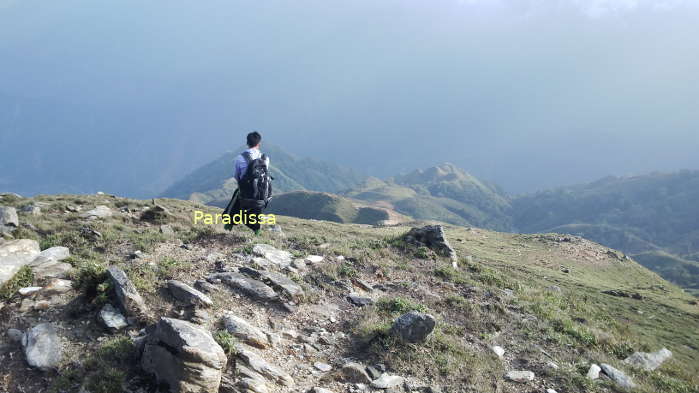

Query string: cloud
[456,0,696,18]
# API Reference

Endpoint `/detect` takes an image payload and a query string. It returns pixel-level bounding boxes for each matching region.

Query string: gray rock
[194,279,218,294]
[141,318,227,393]
[107,266,149,318]
[0,206,19,233]
[391,311,436,343]
[20,205,41,216]
[140,204,171,221]
[600,363,636,390]
[347,293,374,307]
[236,346,294,387]
[352,278,374,292]
[99,304,129,332]
[587,364,601,380]
[168,280,213,308]
[36,246,70,261]
[341,362,372,384]
[252,244,292,268]
[18,286,42,296]
[492,345,505,358]
[624,348,672,371]
[208,272,277,301]
[29,257,72,280]
[403,225,457,263]
[160,224,175,237]
[22,323,62,371]
[314,361,332,372]
[366,366,382,380]
[81,205,113,219]
[504,370,535,382]
[42,278,73,295]
[0,239,41,288]
[7,328,23,343]
[371,374,404,389]
[311,388,334,393]
[222,313,269,349]
[240,268,304,299]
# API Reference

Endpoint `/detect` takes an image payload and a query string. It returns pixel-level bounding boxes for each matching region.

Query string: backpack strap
[242,151,253,165]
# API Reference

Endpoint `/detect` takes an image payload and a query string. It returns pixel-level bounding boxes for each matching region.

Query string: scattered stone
[371,374,404,389]
[587,364,601,380]
[42,278,73,295]
[208,272,277,301]
[0,206,19,233]
[168,280,213,308]
[22,323,62,371]
[194,279,218,294]
[7,328,23,343]
[366,366,382,380]
[107,266,149,318]
[600,364,636,390]
[160,224,175,237]
[222,313,269,349]
[30,258,73,280]
[341,362,372,384]
[314,361,332,372]
[545,361,559,370]
[141,318,227,393]
[236,346,294,387]
[312,388,333,393]
[80,205,113,219]
[0,239,41,287]
[546,389,558,393]
[239,267,304,299]
[403,225,457,264]
[20,205,41,216]
[352,278,374,292]
[492,345,505,358]
[391,311,436,343]
[504,370,535,382]
[99,304,129,332]
[37,246,70,261]
[601,289,644,300]
[19,287,42,296]
[347,293,374,307]
[66,205,82,213]
[252,244,292,268]
[140,204,171,221]
[624,348,672,371]
[546,285,562,293]
[305,255,324,264]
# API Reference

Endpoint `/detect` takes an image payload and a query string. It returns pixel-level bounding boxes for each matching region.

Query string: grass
[0,265,33,300]
[214,330,238,357]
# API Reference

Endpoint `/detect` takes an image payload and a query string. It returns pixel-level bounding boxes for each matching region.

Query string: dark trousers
[224,189,261,232]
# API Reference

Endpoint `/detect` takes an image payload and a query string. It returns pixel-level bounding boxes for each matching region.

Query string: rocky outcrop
[0,239,40,287]
[0,206,19,233]
[624,348,672,371]
[252,244,292,268]
[80,205,113,219]
[600,363,636,390]
[107,266,149,319]
[403,225,457,265]
[29,248,72,280]
[505,370,535,382]
[208,272,277,301]
[236,346,294,387]
[222,313,269,349]
[22,323,62,371]
[391,311,436,343]
[168,280,213,308]
[99,304,129,333]
[239,267,304,300]
[141,318,227,393]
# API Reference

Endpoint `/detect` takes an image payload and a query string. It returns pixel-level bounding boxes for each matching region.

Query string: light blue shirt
[234,148,262,183]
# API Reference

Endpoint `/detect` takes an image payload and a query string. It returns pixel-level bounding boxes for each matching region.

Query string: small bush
[214,330,237,356]
[0,265,33,300]
[376,297,427,315]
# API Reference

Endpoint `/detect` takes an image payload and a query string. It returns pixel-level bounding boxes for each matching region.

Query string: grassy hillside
[345,164,512,231]
[160,144,367,206]
[0,193,698,393]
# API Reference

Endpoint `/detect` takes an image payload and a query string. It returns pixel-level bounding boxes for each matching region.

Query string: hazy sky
[1,0,698,196]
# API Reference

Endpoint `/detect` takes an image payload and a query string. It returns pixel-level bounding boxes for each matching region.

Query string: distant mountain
[160,144,367,207]
[512,170,699,295]
[267,190,407,225]
[345,163,513,231]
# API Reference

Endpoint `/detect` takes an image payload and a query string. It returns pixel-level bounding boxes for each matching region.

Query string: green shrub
[376,297,427,315]
[214,330,237,356]
[0,265,33,300]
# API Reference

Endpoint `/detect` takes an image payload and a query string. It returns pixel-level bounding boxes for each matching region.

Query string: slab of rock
[99,303,129,332]
[141,318,227,393]
[600,364,636,390]
[347,293,374,307]
[305,255,324,264]
[252,244,292,268]
[587,364,601,380]
[492,345,505,358]
[107,266,149,318]
[341,362,372,384]
[403,225,457,263]
[624,348,672,371]
[81,205,113,219]
[0,239,40,287]
[236,346,294,387]
[222,313,269,349]
[22,323,62,371]
[42,278,73,295]
[314,362,332,372]
[19,286,42,296]
[20,205,41,215]
[0,206,19,233]
[29,257,73,280]
[168,280,213,308]
[391,311,436,343]
[160,224,176,237]
[505,370,535,382]
[36,246,70,261]
[209,272,277,301]
[240,268,304,299]
[7,328,23,343]
[140,204,171,221]
[371,374,404,389]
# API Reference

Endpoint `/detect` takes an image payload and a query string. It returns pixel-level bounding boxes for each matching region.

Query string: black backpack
[238,152,273,209]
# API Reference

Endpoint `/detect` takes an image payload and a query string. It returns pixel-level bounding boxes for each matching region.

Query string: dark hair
[246,131,262,148]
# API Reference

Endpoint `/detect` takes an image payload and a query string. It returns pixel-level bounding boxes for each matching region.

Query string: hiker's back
[238,151,273,209]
